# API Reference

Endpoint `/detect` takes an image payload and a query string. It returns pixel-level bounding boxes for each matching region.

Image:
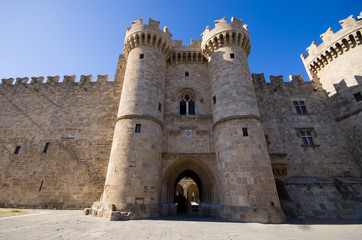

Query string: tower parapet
[201,17,250,59]
[301,12,362,82]
[124,18,172,60]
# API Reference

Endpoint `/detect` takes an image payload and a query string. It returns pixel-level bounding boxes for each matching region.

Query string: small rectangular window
[293,101,307,114]
[300,130,314,146]
[213,96,216,105]
[242,128,248,137]
[135,124,141,133]
[139,54,144,59]
[43,142,50,153]
[353,92,362,102]
[64,130,76,139]
[14,146,21,154]
[230,53,235,59]
[185,72,189,77]
[158,102,162,112]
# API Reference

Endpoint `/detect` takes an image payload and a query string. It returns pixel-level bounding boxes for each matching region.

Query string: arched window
[180,94,195,115]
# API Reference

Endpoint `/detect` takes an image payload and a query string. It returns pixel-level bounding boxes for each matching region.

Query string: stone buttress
[89,18,172,220]
[201,17,285,223]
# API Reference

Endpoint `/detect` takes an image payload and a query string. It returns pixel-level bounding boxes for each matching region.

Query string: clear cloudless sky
[0,0,361,82]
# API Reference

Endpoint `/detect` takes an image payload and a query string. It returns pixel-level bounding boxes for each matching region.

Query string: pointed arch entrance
[161,157,219,215]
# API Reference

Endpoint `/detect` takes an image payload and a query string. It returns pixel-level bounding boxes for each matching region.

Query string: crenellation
[80,75,93,84]
[63,75,76,83]
[231,17,243,27]
[289,74,304,84]
[30,76,44,84]
[269,75,284,86]
[148,18,160,29]
[333,80,348,92]
[130,18,143,28]
[15,77,29,85]
[320,27,335,42]
[1,78,14,85]
[0,74,116,90]
[172,39,182,47]
[96,74,109,83]
[339,15,357,29]
[306,41,319,55]
[251,73,267,86]
[214,17,227,26]
[47,76,60,83]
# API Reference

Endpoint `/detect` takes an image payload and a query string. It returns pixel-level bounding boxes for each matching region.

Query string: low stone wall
[278,177,362,219]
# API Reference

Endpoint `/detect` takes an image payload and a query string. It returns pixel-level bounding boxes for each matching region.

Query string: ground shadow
[149,214,362,225]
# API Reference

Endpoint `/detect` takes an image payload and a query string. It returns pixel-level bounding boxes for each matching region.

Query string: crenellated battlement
[251,73,321,90]
[0,74,113,87]
[301,12,362,76]
[201,17,251,59]
[123,18,173,60]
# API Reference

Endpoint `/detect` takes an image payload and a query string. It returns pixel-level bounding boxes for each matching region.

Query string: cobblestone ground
[0,209,361,240]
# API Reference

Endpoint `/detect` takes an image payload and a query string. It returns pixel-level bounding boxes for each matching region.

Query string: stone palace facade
[0,13,361,223]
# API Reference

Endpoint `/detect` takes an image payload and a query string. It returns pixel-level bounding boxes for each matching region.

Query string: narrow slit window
[353,92,362,102]
[135,124,141,133]
[185,72,189,77]
[39,181,43,192]
[213,96,216,105]
[158,102,162,112]
[43,142,50,153]
[14,146,21,154]
[230,53,235,59]
[139,54,144,59]
[242,128,248,137]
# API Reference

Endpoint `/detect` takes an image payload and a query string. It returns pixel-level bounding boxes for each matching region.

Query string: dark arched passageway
[161,157,219,216]
[174,170,201,214]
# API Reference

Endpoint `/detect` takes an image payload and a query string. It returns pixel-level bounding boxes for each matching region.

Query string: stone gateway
[1,14,362,223]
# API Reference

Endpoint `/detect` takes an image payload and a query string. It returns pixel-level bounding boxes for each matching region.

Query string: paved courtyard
[0,208,361,240]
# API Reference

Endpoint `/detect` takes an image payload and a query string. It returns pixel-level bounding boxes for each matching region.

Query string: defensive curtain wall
[0,74,123,209]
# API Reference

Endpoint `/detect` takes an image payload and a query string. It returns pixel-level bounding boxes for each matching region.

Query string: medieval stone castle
[0,13,361,223]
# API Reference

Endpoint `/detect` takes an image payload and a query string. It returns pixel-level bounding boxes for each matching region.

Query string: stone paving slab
[0,209,361,240]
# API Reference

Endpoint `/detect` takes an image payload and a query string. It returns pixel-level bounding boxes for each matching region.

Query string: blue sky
[0,0,361,82]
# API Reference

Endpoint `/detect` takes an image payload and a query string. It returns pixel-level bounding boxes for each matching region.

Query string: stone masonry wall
[278,177,362,219]
[163,61,214,154]
[0,74,123,209]
[252,74,361,178]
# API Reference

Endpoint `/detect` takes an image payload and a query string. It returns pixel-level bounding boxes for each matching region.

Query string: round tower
[92,18,172,220]
[201,17,285,223]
